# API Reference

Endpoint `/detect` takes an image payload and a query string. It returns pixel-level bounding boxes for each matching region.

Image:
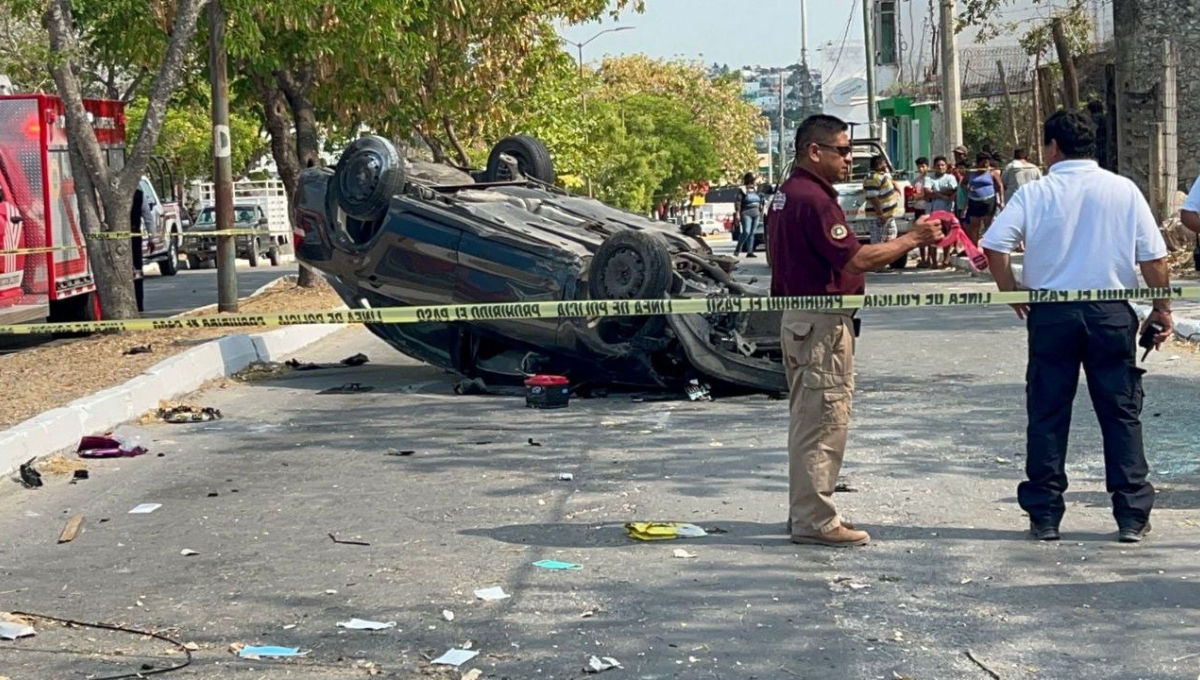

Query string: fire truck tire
[160,240,180,276]
[48,292,100,336]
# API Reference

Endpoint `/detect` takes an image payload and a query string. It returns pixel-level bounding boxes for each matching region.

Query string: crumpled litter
[625,522,708,541]
[156,403,222,423]
[532,560,583,571]
[336,618,396,631]
[584,655,622,673]
[77,435,148,459]
[474,586,510,601]
[431,648,479,666]
[236,644,304,659]
[0,621,36,641]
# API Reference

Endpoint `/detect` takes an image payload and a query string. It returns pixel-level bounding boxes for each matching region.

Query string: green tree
[126,97,266,183]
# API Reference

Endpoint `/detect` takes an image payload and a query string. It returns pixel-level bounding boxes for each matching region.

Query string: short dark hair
[915,156,929,166]
[871,155,887,170]
[742,172,756,185]
[932,155,948,165]
[795,114,849,151]
[975,152,992,165]
[1043,109,1096,158]
[1013,147,1028,160]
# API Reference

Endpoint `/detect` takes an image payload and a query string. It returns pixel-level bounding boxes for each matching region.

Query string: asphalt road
[141,263,300,318]
[3,263,1200,679]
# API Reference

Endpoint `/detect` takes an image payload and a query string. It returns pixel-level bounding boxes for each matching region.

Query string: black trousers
[1020,301,1154,529]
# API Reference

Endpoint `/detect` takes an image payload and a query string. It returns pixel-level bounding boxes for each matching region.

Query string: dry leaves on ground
[0,278,343,431]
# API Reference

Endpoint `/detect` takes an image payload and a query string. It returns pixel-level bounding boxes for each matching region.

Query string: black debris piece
[122,345,153,356]
[340,353,370,367]
[158,404,223,423]
[318,383,375,395]
[19,458,42,489]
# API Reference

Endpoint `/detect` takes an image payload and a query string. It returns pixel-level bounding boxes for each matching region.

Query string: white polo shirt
[1182,176,1200,213]
[980,159,1167,291]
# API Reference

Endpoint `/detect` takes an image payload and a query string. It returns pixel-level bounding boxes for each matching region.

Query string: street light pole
[209,0,237,313]
[560,26,635,198]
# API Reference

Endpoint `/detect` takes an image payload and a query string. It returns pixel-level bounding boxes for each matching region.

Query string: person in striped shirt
[863,156,901,271]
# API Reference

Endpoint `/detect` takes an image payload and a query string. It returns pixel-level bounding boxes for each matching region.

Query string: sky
[558,0,1109,70]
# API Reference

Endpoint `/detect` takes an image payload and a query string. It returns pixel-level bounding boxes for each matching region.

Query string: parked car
[294,135,786,393]
[182,203,283,268]
[139,156,185,276]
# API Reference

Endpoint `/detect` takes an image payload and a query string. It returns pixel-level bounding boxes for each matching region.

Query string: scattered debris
[685,379,712,401]
[672,548,697,559]
[57,515,84,544]
[454,378,489,395]
[385,449,415,457]
[878,574,903,583]
[336,618,396,631]
[533,560,583,571]
[432,649,479,666]
[580,609,597,618]
[462,670,483,680]
[703,526,728,534]
[122,344,153,356]
[128,503,162,515]
[474,587,510,601]
[156,403,222,423]
[18,459,42,489]
[233,361,294,381]
[181,549,200,557]
[834,482,858,493]
[0,621,35,640]
[625,522,708,541]
[340,353,370,367]
[558,473,574,481]
[829,576,871,592]
[994,457,1011,465]
[584,655,622,673]
[528,438,542,447]
[318,382,375,395]
[285,358,324,371]
[442,610,455,622]
[236,644,305,659]
[77,434,148,459]
[71,469,89,483]
[329,533,371,546]
[965,648,1002,679]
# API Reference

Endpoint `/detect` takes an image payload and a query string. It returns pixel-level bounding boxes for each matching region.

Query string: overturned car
[293,135,786,393]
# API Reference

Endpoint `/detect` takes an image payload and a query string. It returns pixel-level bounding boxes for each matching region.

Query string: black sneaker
[1118,522,1151,543]
[1030,522,1061,541]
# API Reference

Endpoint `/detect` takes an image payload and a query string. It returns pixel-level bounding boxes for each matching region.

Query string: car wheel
[248,246,259,267]
[331,135,406,222]
[268,244,281,266]
[160,239,180,276]
[483,135,555,184]
[588,230,673,301]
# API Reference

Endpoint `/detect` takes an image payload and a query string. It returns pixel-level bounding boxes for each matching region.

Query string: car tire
[589,230,673,301]
[248,245,259,268]
[483,135,555,184]
[331,135,406,222]
[268,244,281,266]
[160,239,180,276]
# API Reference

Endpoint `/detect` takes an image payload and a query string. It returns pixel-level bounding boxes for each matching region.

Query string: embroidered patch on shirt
[831,224,849,240]
[771,193,787,210]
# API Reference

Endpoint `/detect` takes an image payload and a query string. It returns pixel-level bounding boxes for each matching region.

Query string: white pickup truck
[763,138,917,269]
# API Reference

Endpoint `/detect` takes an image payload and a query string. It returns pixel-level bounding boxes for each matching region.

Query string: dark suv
[294,135,786,393]
[183,203,281,268]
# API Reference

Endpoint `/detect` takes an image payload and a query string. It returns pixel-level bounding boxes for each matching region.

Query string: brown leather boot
[787,518,856,534]
[791,525,871,547]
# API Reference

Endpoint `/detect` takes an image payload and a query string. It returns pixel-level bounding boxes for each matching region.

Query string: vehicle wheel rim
[341,151,382,207]
[601,248,647,299]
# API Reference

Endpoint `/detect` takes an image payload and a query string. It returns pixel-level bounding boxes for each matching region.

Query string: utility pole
[779,72,787,180]
[863,0,878,137]
[209,0,237,313]
[560,26,635,198]
[939,0,963,153]
[799,0,812,118]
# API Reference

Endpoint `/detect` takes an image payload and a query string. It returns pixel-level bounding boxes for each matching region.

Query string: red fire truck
[0,94,126,325]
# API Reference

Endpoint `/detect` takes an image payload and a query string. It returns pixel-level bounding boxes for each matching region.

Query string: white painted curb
[950,257,1200,343]
[0,322,346,479]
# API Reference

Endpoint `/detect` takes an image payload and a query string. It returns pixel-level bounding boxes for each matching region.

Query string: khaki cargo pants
[781,309,856,535]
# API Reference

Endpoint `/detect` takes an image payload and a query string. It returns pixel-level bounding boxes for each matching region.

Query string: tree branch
[442,115,470,167]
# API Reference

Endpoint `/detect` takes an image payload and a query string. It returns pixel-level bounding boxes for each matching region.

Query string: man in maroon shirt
[772,114,943,547]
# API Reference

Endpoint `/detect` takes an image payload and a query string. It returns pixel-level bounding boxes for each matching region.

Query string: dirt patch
[36,454,88,476]
[0,278,343,432]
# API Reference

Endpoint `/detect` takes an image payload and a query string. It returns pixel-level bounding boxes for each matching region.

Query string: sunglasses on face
[813,143,853,157]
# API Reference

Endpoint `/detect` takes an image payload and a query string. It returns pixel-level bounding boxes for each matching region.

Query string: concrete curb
[949,256,1200,343]
[0,322,346,480]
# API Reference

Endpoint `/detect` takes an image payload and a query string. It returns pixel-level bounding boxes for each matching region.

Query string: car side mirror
[258,217,268,226]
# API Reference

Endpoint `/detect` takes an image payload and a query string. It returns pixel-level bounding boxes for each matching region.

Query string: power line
[822,0,859,87]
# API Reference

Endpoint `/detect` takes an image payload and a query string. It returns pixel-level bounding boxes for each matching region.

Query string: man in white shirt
[1000,147,1042,202]
[981,110,1173,544]
[1181,176,1200,235]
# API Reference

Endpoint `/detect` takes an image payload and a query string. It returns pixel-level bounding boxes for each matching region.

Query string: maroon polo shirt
[768,167,865,297]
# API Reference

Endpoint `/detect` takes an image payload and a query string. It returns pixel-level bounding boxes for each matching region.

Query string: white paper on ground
[0,622,35,640]
[431,648,479,666]
[128,503,162,514]
[336,618,396,631]
[473,586,510,601]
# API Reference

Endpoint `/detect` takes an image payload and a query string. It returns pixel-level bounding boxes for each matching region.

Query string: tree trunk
[442,115,470,167]
[1052,18,1080,110]
[258,75,319,288]
[43,0,207,319]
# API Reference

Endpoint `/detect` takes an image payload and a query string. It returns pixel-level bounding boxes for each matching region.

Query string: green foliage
[962,100,1006,156]
[125,97,267,182]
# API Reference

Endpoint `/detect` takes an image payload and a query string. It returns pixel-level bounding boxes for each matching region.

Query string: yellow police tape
[0,230,277,256]
[0,286,1195,336]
